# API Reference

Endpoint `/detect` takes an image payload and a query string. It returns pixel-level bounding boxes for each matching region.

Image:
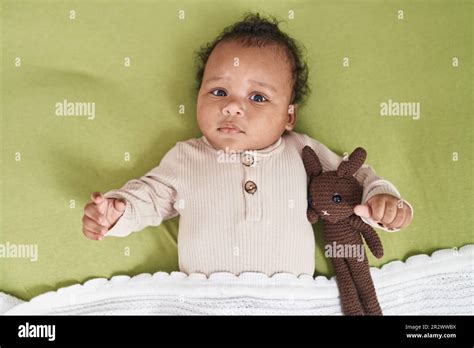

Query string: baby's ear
[302,146,323,177]
[337,147,367,177]
[285,104,298,131]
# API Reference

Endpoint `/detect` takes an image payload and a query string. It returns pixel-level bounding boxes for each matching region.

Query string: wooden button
[241,152,254,166]
[244,181,257,194]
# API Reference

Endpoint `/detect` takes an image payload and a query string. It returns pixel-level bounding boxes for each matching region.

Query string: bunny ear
[302,146,323,177]
[337,147,367,177]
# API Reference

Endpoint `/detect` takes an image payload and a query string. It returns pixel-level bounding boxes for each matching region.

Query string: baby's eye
[211,89,227,97]
[249,94,267,103]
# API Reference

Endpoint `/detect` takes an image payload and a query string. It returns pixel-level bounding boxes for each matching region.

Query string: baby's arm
[301,134,413,232]
[101,145,180,237]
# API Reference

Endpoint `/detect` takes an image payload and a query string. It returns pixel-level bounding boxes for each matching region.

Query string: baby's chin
[208,137,252,152]
[205,130,256,152]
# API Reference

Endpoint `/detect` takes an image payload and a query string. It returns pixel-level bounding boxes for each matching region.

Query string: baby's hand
[82,192,126,241]
[353,194,412,230]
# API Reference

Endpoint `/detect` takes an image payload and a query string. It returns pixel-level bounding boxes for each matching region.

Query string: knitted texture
[303,146,384,315]
[2,246,472,315]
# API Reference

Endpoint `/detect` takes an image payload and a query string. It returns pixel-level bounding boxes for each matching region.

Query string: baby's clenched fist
[82,192,126,241]
[354,194,412,230]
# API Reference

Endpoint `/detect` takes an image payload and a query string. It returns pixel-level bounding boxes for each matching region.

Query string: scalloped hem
[1,245,472,315]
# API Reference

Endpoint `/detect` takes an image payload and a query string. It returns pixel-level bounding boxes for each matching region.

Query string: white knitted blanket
[1,245,472,315]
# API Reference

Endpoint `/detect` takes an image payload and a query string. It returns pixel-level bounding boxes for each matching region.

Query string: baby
[82,13,413,277]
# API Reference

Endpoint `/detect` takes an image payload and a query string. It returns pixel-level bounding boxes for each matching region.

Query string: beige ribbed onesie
[104,131,404,276]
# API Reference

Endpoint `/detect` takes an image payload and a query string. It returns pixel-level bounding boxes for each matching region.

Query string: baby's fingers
[381,201,398,226]
[113,199,126,213]
[90,192,108,215]
[84,203,109,227]
[91,191,104,204]
[400,206,413,228]
[82,227,104,241]
[385,206,406,229]
[82,215,108,235]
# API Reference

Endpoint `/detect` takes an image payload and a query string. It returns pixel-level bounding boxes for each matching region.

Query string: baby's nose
[222,101,244,117]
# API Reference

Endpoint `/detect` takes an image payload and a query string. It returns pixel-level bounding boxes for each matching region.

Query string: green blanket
[1,0,472,300]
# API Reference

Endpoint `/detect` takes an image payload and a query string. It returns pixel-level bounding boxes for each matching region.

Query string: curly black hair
[195,13,310,105]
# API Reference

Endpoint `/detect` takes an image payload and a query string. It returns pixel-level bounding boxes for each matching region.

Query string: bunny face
[308,172,363,223]
[303,146,367,224]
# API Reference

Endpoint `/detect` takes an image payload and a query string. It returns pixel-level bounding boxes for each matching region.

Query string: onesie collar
[200,134,285,160]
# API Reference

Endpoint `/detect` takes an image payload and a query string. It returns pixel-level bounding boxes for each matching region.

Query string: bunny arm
[348,215,384,258]
[307,207,319,224]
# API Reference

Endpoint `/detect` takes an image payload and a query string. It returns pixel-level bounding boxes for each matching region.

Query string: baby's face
[197,40,297,151]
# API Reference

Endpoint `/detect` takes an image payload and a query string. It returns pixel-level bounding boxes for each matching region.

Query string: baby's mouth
[217,124,245,135]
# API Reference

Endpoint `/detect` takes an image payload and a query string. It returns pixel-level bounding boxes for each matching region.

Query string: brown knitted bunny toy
[302,146,384,315]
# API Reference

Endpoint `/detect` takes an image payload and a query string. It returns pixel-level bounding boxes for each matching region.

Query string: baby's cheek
[197,108,214,128]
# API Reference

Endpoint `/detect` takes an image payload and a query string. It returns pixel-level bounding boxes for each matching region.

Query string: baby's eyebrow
[204,76,230,84]
[248,79,277,93]
[204,76,277,93]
